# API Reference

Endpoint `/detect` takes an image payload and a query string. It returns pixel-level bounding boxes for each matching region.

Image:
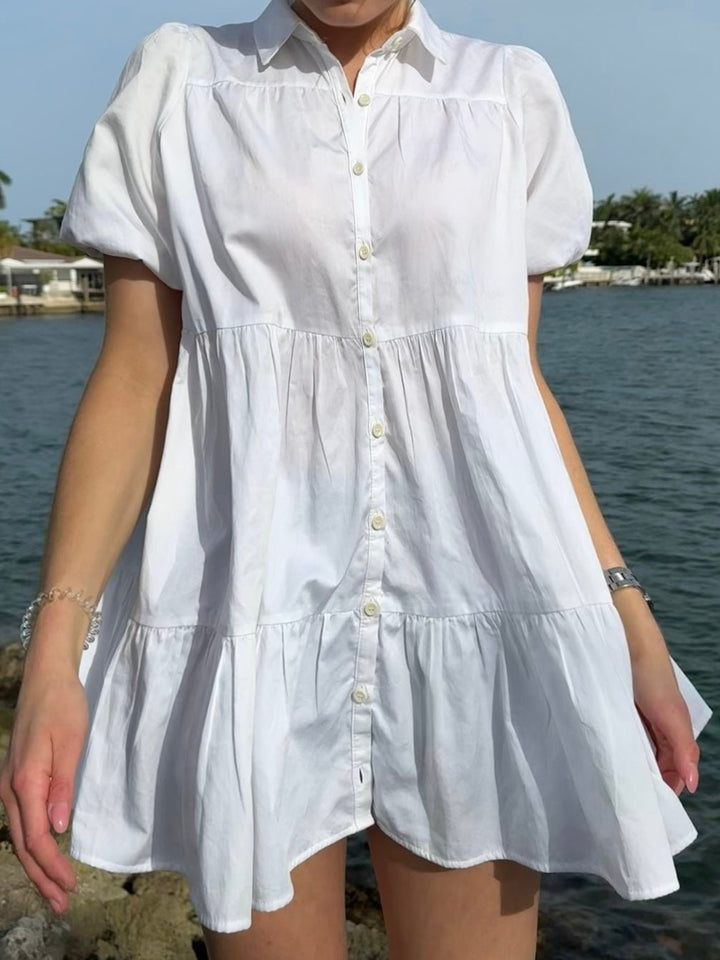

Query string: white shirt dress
[58,0,714,934]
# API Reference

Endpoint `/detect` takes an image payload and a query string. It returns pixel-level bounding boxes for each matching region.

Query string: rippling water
[1,286,718,956]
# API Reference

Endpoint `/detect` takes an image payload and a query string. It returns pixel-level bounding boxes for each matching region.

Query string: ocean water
[0,286,718,956]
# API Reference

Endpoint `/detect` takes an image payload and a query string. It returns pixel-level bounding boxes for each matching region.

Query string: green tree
[24,199,67,246]
[631,227,693,269]
[591,187,720,268]
[658,189,688,244]
[0,170,11,210]
[591,225,632,266]
[616,187,665,231]
[0,220,20,257]
[687,189,720,262]
[594,192,620,225]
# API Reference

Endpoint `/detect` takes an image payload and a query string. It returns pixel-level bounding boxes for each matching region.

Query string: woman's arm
[526,275,664,662]
[526,275,699,796]
[0,257,183,914]
[26,256,183,676]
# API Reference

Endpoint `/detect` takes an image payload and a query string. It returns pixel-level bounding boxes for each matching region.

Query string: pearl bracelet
[20,586,102,652]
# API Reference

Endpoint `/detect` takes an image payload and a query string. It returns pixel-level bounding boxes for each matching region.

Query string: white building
[0,245,104,299]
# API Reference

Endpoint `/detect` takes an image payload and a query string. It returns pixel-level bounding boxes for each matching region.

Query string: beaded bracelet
[20,586,102,652]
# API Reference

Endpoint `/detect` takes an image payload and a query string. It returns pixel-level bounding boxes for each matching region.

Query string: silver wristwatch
[604,565,654,612]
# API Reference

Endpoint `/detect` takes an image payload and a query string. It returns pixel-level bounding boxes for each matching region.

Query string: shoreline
[0,279,718,319]
[0,297,105,317]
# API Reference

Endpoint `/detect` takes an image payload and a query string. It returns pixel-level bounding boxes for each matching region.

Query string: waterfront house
[0,245,103,299]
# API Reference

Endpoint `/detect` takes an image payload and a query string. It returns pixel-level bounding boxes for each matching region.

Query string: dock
[0,295,105,317]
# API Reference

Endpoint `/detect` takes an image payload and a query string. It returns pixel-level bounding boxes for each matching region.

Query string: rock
[93,942,121,960]
[345,884,388,959]
[126,871,189,901]
[346,918,389,959]
[0,644,24,705]
[0,913,68,960]
[99,877,198,960]
[0,852,67,925]
[345,881,385,931]
[0,704,14,757]
[0,796,132,959]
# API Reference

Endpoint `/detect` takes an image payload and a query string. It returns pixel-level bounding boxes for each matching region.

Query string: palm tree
[0,221,19,258]
[617,187,665,230]
[660,189,688,244]
[594,192,618,226]
[688,189,720,262]
[0,170,11,210]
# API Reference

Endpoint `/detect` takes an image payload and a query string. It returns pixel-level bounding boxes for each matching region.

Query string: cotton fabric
[58,0,713,933]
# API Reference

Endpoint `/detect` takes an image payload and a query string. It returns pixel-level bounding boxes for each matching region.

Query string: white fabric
[58,0,713,933]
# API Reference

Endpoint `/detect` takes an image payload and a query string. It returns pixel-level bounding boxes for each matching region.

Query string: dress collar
[252,0,449,67]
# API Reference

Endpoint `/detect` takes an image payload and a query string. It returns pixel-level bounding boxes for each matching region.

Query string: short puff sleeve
[504,44,594,277]
[58,22,190,290]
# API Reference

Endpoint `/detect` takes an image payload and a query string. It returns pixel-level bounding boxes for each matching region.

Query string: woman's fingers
[0,706,83,907]
[1,666,88,908]
[631,644,702,797]
[14,764,78,893]
[1,773,71,909]
[655,698,700,795]
[636,688,700,796]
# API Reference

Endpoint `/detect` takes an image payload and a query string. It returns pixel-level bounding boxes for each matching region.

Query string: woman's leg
[201,836,349,960]
[366,824,540,960]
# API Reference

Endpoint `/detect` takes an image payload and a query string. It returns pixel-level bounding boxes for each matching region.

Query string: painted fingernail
[48,802,69,832]
[49,898,62,912]
[687,765,699,792]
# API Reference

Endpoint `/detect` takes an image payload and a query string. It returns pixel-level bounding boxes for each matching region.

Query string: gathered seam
[190,319,527,343]
[126,601,618,637]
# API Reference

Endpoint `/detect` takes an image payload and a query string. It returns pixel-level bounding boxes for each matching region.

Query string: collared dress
[58,0,713,933]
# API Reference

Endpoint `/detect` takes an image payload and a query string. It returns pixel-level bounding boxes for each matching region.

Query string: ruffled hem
[69,602,713,932]
[69,814,696,935]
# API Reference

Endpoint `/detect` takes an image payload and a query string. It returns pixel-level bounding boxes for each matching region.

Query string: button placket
[342,52,389,827]
[272,40,392,823]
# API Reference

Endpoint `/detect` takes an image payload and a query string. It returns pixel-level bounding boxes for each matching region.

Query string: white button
[370,511,385,531]
[357,92,371,107]
[362,330,375,347]
[351,686,370,704]
[358,243,371,260]
[371,421,384,438]
[363,598,379,617]
[352,161,365,176]
[391,35,404,49]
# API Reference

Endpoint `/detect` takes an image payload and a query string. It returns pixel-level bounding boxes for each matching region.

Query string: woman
[1,0,713,957]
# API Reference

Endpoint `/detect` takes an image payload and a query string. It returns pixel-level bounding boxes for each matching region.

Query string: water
[1,287,718,956]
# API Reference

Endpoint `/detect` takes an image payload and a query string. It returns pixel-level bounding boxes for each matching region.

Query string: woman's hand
[0,649,88,914]
[613,594,701,799]
[630,641,700,797]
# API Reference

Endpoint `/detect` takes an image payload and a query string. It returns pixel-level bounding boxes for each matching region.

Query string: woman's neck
[289,0,411,66]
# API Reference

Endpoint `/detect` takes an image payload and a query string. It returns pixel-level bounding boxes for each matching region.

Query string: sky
[1,0,718,231]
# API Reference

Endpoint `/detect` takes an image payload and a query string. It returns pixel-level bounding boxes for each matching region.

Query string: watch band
[604,565,654,612]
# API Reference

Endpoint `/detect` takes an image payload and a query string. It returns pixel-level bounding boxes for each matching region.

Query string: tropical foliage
[0,221,20,258]
[0,169,11,210]
[0,169,19,257]
[592,188,720,268]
